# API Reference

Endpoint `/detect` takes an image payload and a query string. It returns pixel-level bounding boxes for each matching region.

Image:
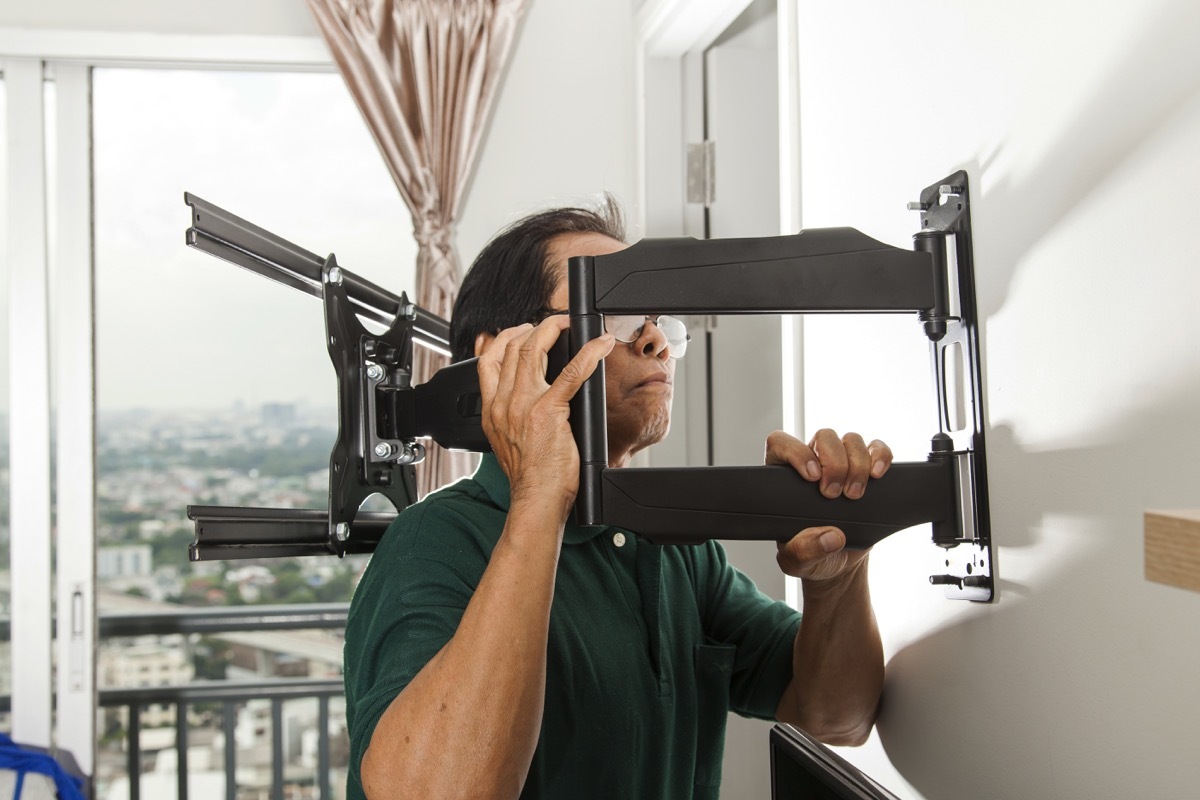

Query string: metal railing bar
[272,698,284,800]
[224,701,237,800]
[0,602,350,640]
[129,704,142,800]
[100,603,350,637]
[2,681,344,733]
[176,702,189,800]
[100,677,343,706]
[318,695,331,800]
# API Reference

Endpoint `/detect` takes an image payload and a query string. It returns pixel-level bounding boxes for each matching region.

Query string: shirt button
[612,532,627,547]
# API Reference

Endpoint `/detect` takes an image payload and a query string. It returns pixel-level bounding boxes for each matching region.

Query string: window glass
[0,75,10,734]
[93,67,415,797]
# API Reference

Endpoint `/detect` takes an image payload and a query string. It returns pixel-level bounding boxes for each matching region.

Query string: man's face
[547,232,676,467]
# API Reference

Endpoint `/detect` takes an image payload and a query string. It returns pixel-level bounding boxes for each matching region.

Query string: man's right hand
[476,316,614,521]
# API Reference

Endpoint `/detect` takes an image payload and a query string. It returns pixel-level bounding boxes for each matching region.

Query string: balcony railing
[2,603,350,800]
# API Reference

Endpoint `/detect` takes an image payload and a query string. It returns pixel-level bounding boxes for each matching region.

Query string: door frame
[633,0,805,461]
[634,0,800,238]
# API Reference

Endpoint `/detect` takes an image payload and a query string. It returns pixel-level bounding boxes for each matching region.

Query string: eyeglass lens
[603,315,689,358]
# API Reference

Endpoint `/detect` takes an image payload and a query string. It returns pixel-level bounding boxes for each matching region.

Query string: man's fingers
[867,439,893,479]
[841,432,872,500]
[546,333,615,403]
[765,430,821,481]
[478,325,531,402]
[779,429,892,499]
[809,428,848,499]
[513,314,572,383]
[776,526,846,577]
[482,317,608,445]
[494,326,536,416]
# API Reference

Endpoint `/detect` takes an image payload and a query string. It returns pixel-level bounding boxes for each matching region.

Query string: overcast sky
[91,68,423,413]
[0,68,421,415]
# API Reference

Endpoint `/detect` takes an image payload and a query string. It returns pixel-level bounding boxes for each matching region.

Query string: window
[91,66,415,797]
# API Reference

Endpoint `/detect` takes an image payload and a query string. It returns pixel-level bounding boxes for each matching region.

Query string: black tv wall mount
[183,170,993,602]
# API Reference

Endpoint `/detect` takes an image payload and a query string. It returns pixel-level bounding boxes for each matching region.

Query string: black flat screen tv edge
[770,724,900,800]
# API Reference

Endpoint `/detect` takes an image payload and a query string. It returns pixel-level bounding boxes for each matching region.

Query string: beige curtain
[308,0,526,497]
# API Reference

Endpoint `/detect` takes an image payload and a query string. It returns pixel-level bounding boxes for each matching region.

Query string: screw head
[334,523,349,541]
[366,364,385,380]
[327,267,343,285]
[374,442,393,458]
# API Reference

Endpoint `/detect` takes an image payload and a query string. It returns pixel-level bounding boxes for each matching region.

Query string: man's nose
[633,319,670,360]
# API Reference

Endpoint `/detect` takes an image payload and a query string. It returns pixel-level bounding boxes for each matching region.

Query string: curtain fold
[307,0,526,497]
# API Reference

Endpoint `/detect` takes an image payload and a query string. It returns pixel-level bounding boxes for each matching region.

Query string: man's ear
[474,331,495,358]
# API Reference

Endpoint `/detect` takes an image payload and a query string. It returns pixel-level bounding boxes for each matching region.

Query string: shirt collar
[473,454,608,545]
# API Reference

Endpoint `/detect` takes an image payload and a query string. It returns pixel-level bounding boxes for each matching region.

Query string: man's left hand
[765,429,892,582]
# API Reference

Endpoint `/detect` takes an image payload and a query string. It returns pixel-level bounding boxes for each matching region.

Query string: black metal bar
[128,704,141,800]
[950,179,990,549]
[705,328,715,467]
[589,228,936,314]
[914,230,949,341]
[568,254,608,525]
[185,192,435,338]
[405,357,491,452]
[272,698,285,800]
[176,702,189,800]
[322,255,420,556]
[318,696,331,800]
[224,702,237,800]
[0,602,347,660]
[187,507,391,562]
[101,603,350,637]
[101,678,344,707]
[601,461,954,548]
[911,171,993,601]
[410,305,452,352]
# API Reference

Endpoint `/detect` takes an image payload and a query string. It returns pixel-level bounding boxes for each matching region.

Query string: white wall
[457,0,637,265]
[796,0,1200,797]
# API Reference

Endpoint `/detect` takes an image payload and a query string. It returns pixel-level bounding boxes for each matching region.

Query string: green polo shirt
[344,455,801,799]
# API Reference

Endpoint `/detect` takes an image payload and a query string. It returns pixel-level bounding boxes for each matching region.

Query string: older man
[343,198,890,800]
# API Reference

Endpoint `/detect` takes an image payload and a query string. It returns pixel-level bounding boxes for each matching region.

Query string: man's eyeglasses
[604,314,689,359]
[532,311,690,359]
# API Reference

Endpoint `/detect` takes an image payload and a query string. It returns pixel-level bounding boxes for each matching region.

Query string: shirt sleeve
[693,541,802,720]
[342,497,491,788]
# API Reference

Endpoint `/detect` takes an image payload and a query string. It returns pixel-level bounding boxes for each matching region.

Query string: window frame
[1,26,335,778]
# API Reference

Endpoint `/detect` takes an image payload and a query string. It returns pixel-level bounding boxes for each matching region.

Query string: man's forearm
[360,500,563,799]
[777,556,884,746]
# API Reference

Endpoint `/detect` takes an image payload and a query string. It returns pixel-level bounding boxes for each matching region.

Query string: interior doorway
[640,1,790,796]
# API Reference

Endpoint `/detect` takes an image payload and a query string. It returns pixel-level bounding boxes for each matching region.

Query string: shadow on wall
[870,4,1200,793]
[876,369,1200,799]
[970,0,1200,322]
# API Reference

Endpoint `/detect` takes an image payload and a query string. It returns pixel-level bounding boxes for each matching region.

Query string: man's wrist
[505,487,572,546]
[510,481,575,524]
[801,553,870,602]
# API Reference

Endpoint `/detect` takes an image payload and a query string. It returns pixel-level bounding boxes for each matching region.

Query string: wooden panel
[1145,510,1200,594]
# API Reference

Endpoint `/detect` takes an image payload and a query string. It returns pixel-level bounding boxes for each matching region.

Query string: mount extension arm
[565,172,991,599]
[181,171,992,601]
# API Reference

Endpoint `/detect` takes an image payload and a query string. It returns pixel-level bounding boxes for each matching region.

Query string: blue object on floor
[0,735,84,800]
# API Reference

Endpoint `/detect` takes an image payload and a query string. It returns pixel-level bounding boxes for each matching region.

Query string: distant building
[100,636,195,728]
[261,403,297,428]
[98,545,153,580]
